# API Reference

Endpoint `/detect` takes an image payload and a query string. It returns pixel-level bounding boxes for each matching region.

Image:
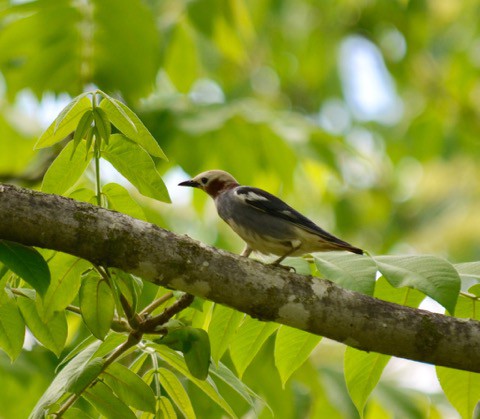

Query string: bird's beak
[178,179,199,188]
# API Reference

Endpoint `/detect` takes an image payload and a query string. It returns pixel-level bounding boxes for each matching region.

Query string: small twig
[140,292,174,317]
[141,293,194,333]
[120,294,142,328]
[460,291,480,300]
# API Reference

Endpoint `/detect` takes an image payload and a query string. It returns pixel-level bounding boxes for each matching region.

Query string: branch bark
[1,184,479,372]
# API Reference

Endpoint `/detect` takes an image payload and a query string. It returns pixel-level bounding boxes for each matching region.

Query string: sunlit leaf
[208,304,244,363]
[374,255,460,314]
[455,262,480,282]
[103,134,170,202]
[314,252,377,295]
[274,325,321,387]
[99,96,166,159]
[41,140,91,195]
[103,183,146,220]
[158,368,196,418]
[17,296,67,357]
[39,254,89,321]
[229,316,279,377]
[93,107,111,143]
[344,347,390,417]
[437,367,480,419]
[0,240,50,296]
[35,96,92,148]
[157,396,177,418]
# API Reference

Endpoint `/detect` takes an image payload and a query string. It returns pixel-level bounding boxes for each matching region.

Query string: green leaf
[374,276,426,308]
[160,327,211,380]
[209,361,269,414]
[103,362,156,413]
[93,107,111,143]
[39,254,89,321]
[79,272,115,340]
[111,268,143,313]
[67,357,105,394]
[99,96,167,159]
[62,408,95,419]
[84,380,136,419]
[41,140,91,195]
[0,293,25,361]
[103,183,146,220]
[455,262,480,282]
[208,304,244,363]
[151,344,237,418]
[35,96,92,148]
[274,325,321,387]
[158,368,196,418]
[72,110,94,158]
[437,367,480,419]
[17,296,67,357]
[103,134,170,202]
[157,396,177,418]
[344,347,390,417]
[374,255,461,314]
[229,316,279,377]
[314,252,377,295]
[30,340,103,419]
[0,240,50,296]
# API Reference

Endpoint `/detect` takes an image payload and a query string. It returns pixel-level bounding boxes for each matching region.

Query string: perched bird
[179,170,363,265]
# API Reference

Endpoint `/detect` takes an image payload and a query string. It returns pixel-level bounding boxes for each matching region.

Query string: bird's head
[179,170,239,198]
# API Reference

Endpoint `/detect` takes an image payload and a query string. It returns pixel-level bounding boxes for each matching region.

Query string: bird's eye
[201,177,208,184]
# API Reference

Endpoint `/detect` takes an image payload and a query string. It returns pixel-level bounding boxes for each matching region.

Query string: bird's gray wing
[234,186,353,247]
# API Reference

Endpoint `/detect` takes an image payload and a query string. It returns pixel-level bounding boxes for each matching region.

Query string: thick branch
[1,184,479,372]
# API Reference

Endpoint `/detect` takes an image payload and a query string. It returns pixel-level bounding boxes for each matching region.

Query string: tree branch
[1,184,479,372]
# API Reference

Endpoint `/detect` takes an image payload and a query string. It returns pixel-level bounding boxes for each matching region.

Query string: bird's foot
[269,261,296,273]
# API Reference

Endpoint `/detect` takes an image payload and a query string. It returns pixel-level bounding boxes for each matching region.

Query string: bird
[179,170,363,265]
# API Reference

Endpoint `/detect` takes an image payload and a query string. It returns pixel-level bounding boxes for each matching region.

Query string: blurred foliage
[0,0,479,417]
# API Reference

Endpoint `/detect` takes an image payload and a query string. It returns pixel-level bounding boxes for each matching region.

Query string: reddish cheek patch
[205,179,224,197]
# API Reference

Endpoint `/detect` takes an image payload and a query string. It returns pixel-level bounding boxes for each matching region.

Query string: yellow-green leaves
[36,90,170,202]
[274,325,321,387]
[35,95,92,149]
[103,134,170,202]
[99,95,167,159]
